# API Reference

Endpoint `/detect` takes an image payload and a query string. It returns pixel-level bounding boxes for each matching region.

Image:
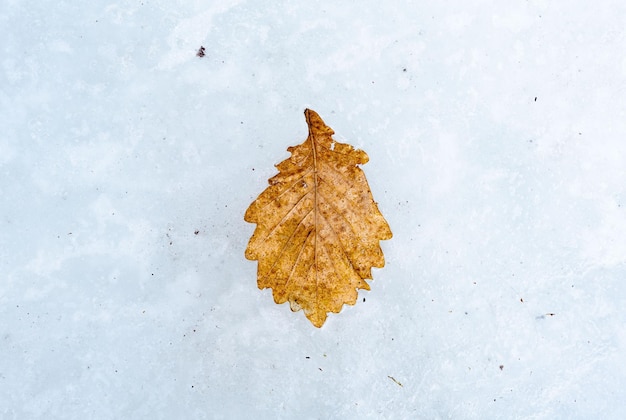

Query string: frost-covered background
[2,1,625,418]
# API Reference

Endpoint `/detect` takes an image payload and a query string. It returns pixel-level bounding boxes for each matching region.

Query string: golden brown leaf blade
[244,109,392,327]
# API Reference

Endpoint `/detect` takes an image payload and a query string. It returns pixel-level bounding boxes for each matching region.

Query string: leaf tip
[304,108,334,136]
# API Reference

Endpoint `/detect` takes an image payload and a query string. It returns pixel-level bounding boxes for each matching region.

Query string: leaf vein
[259,168,315,212]
[264,208,314,284]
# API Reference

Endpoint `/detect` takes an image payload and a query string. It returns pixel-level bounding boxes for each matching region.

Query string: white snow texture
[2,1,625,419]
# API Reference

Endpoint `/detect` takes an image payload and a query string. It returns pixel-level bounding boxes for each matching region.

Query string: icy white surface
[2,1,626,418]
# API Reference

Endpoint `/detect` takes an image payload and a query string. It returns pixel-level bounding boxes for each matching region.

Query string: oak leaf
[244,109,392,327]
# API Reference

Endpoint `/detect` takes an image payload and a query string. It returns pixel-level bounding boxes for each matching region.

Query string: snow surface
[2,1,626,419]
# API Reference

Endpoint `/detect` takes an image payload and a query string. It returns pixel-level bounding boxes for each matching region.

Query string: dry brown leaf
[244,109,392,327]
